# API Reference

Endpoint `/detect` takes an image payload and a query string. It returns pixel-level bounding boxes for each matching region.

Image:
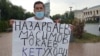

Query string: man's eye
[40,7,43,9]
[36,8,39,10]
[35,7,43,10]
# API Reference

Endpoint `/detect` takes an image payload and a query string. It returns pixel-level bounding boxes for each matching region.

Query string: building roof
[89,5,100,9]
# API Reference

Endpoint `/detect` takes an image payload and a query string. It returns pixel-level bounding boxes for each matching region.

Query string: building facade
[83,5,100,21]
[74,10,84,20]
[74,5,100,22]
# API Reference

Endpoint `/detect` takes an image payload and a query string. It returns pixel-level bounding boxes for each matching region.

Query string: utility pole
[69,6,73,19]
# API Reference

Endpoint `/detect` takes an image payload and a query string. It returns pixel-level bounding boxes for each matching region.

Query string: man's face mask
[35,11,45,19]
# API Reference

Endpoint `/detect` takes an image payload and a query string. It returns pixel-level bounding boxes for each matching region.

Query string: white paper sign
[12,20,71,56]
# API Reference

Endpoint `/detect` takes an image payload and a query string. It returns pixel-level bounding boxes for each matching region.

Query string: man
[26,1,53,22]
[54,17,61,23]
[10,1,53,26]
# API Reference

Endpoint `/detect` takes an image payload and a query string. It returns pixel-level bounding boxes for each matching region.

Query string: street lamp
[69,6,72,12]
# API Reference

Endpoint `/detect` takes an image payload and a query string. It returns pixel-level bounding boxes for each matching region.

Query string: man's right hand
[9,19,15,26]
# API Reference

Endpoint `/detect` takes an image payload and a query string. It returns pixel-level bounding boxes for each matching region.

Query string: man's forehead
[35,4,44,7]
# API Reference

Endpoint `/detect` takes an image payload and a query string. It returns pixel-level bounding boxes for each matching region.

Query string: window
[88,12,89,15]
[86,12,87,15]
[96,10,99,14]
[84,12,85,15]
[94,11,95,15]
[90,11,92,15]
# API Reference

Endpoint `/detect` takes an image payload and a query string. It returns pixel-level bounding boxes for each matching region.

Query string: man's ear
[34,9,35,13]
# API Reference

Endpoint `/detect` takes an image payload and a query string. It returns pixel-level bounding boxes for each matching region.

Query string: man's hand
[9,19,15,26]
[69,24,74,32]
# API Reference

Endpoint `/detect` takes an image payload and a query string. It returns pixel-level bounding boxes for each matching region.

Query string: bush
[0,21,10,32]
[72,19,85,39]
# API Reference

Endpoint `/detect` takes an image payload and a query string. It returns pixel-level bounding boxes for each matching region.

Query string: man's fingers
[9,19,15,26]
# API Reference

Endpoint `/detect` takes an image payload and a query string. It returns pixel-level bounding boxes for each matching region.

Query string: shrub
[72,19,85,39]
[0,21,10,32]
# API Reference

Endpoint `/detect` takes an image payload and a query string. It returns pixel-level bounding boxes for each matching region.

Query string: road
[0,32,100,56]
[0,32,12,56]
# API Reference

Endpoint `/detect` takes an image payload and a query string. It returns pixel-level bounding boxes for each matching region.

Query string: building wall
[83,6,100,21]
[74,5,100,22]
[74,10,83,21]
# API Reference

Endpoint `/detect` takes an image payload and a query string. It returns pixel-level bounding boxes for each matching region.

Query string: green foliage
[0,0,34,32]
[74,32,100,43]
[24,12,35,20]
[72,19,85,39]
[0,0,12,20]
[0,21,10,32]
[52,14,61,20]
[9,5,25,20]
[68,11,74,19]
[0,0,34,20]
[51,11,75,24]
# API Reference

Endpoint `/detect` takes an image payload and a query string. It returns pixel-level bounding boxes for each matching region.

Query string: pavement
[0,32,12,56]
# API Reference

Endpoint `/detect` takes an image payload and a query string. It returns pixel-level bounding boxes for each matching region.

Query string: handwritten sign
[12,20,71,56]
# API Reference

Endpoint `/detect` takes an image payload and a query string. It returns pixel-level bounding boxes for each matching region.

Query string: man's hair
[34,1,45,8]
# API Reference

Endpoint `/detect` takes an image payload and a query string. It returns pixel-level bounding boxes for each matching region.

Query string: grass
[74,32,100,43]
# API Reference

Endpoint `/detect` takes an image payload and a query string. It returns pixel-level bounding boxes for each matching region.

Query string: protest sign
[12,20,71,56]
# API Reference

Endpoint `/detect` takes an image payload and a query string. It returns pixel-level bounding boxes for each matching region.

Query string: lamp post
[69,6,72,12]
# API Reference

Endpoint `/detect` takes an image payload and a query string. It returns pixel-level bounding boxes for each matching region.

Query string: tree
[24,12,34,20]
[52,14,61,20]
[64,12,68,19]
[72,19,85,39]
[68,11,74,19]
[9,5,25,20]
[0,0,12,20]
[0,0,34,20]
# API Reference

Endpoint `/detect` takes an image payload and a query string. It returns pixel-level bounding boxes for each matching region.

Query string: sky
[9,0,100,16]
